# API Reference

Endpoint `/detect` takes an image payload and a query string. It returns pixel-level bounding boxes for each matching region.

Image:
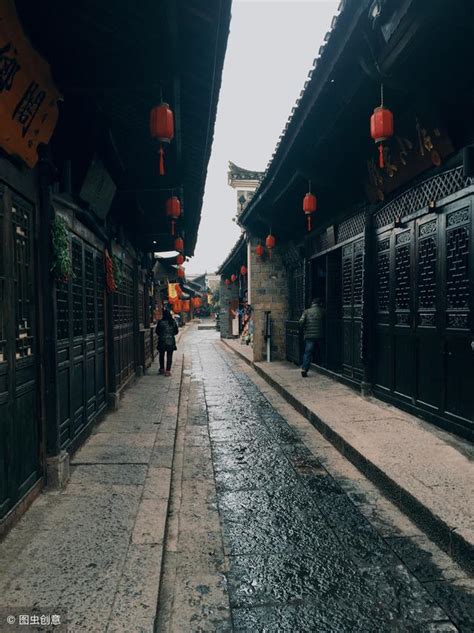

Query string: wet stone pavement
[162,328,474,633]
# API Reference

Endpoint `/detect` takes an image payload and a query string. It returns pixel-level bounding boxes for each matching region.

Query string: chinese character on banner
[0,0,61,167]
[0,42,20,92]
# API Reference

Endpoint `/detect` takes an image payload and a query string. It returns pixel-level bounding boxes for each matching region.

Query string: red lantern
[177,266,185,279]
[176,253,185,265]
[182,300,190,313]
[303,191,317,232]
[166,197,181,236]
[225,278,231,287]
[174,237,184,253]
[150,103,174,176]
[173,299,183,313]
[265,234,276,259]
[370,85,393,169]
[240,265,247,276]
[255,244,264,258]
[231,273,237,283]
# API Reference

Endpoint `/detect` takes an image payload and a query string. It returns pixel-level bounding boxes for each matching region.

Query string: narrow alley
[1,325,473,632]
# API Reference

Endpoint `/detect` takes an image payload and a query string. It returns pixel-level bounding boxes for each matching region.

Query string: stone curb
[221,339,474,577]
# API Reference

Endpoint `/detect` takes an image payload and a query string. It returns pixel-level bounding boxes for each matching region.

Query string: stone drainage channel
[155,328,474,632]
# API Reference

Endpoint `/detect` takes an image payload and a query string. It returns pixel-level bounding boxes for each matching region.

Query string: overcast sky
[187,0,339,274]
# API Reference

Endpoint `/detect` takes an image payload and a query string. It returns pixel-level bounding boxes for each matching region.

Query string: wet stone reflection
[189,330,474,632]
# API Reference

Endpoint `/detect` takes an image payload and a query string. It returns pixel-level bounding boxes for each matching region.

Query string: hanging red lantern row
[166,196,181,236]
[177,265,185,279]
[370,84,394,169]
[265,233,276,259]
[105,249,116,293]
[150,102,174,176]
[255,244,264,258]
[240,265,247,276]
[174,236,184,253]
[303,183,317,232]
[231,273,237,283]
[176,253,185,266]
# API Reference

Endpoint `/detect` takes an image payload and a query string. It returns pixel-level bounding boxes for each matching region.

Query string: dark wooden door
[0,187,40,520]
[326,250,343,372]
[113,262,135,390]
[342,238,364,380]
[56,230,106,449]
[374,198,473,436]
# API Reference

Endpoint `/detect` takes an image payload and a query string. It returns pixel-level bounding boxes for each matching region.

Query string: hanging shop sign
[0,0,62,167]
[366,115,454,203]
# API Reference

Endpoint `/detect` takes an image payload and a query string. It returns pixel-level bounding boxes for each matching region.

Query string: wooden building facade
[238,0,473,441]
[0,0,230,533]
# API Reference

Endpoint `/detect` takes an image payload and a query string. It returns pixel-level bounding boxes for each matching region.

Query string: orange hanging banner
[0,0,62,167]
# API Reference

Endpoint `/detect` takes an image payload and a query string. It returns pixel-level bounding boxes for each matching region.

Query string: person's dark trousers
[159,350,173,372]
[302,339,317,372]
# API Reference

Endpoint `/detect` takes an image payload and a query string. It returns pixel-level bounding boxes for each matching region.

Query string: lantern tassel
[378,144,385,169]
[171,220,175,236]
[159,145,165,176]
[307,215,312,232]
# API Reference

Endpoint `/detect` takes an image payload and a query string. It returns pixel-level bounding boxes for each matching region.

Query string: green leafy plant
[51,216,73,282]
[112,255,123,289]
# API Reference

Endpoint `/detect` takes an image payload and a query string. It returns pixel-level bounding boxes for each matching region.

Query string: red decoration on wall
[166,196,181,235]
[255,244,264,258]
[176,253,185,265]
[150,102,174,175]
[303,185,317,232]
[231,273,237,283]
[174,237,184,253]
[370,85,394,169]
[105,249,116,293]
[265,233,275,259]
[240,265,247,276]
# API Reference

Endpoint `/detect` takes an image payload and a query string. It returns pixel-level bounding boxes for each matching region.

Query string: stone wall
[219,279,239,339]
[248,237,289,362]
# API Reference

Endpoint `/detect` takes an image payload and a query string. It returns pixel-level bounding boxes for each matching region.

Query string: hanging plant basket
[51,216,73,282]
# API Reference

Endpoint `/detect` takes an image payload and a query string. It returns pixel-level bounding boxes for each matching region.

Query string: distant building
[228,162,264,219]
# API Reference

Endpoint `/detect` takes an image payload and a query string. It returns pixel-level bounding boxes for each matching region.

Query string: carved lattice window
[85,249,95,335]
[376,236,390,313]
[56,279,70,341]
[395,239,411,311]
[342,256,352,306]
[446,216,470,310]
[72,239,84,338]
[418,224,437,310]
[96,254,104,333]
[12,201,34,359]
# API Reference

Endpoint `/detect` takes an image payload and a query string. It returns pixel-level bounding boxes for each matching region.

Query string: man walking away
[299,297,325,377]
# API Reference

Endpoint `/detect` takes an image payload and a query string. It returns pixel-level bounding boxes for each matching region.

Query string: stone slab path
[0,346,185,633]
[157,328,474,632]
[1,326,473,632]
[223,337,474,575]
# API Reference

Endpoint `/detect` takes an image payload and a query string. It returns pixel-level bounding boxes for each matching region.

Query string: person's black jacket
[156,318,179,352]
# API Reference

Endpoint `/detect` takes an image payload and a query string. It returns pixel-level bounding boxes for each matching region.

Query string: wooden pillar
[38,146,60,458]
[106,241,118,408]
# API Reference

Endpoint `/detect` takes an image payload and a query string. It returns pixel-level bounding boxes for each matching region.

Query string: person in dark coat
[156,309,179,376]
[299,297,325,377]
